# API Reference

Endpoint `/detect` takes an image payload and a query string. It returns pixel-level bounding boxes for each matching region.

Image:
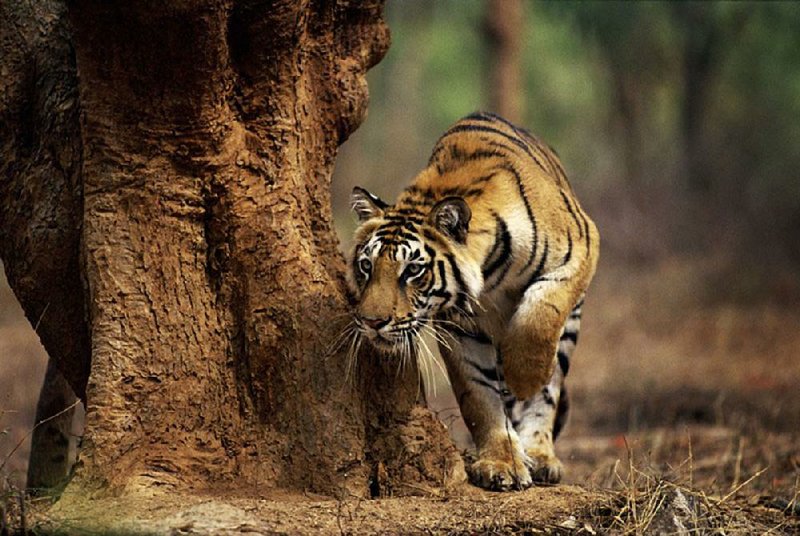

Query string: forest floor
[2,255,800,534]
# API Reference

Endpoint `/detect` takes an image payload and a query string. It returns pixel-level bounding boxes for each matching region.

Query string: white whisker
[424,322,454,352]
[415,328,440,399]
[325,322,357,357]
[418,325,451,387]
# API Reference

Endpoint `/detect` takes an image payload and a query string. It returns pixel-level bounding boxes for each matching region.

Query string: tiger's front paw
[525,450,563,484]
[468,456,532,491]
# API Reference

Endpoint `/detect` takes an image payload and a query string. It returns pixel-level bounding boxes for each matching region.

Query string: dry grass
[578,436,798,534]
[558,253,800,534]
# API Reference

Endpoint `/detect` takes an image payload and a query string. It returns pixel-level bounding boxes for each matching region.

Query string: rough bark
[483,0,525,123]
[0,0,89,401]
[1,0,461,498]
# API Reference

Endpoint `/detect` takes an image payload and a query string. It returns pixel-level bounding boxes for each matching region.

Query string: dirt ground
[2,254,800,533]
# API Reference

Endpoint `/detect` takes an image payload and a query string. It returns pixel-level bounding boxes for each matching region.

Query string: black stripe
[481,213,511,280]
[440,186,462,197]
[469,112,538,150]
[405,185,438,200]
[402,221,419,233]
[536,145,558,176]
[429,260,452,300]
[474,172,497,184]
[487,140,521,157]
[561,331,578,344]
[440,124,549,173]
[418,267,436,293]
[527,135,561,178]
[463,187,485,198]
[559,189,583,236]
[466,116,578,241]
[509,125,561,179]
[464,150,504,163]
[431,146,505,175]
[464,111,504,123]
[497,163,538,274]
[522,237,549,291]
[467,359,501,382]
[448,324,493,345]
[464,112,536,149]
[466,112,522,133]
[464,111,561,180]
[436,259,447,283]
[553,385,569,439]
[484,241,514,293]
[428,143,447,166]
[583,212,591,251]
[541,387,555,407]
[560,230,573,267]
[422,228,447,247]
[481,211,504,264]
[375,229,418,243]
[445,253,468,309]
[557,350,570,375]
[473,378,502,395]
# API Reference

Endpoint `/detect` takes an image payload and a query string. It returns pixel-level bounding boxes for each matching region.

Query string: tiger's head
[346,186,481,353]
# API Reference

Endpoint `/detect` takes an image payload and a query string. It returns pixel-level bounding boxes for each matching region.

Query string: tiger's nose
[362,316,390,330]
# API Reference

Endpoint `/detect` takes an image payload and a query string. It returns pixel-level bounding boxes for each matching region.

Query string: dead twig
[0,400,81,475]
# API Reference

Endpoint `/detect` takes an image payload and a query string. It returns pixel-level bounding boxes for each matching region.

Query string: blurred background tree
[484,0,525,123]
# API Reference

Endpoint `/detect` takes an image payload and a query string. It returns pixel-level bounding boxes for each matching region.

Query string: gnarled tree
[1,0,462,499]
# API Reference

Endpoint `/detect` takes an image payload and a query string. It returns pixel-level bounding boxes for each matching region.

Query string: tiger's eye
[404,263,425,278]
[359,258,372,274]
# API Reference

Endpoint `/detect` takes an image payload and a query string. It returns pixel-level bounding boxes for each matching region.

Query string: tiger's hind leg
[511,297,582,483]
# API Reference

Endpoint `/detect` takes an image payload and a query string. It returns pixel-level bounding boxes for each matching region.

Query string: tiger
[346,112,599,491]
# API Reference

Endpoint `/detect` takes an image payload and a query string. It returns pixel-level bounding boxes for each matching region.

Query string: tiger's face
[347,187,476,353]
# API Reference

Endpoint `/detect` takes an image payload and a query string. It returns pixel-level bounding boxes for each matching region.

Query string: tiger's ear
[351,186,388,222]
[429,196,471,243]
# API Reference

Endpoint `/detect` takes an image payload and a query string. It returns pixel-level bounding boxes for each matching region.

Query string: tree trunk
[483,0,525,123]
[611,68,644,187]
[672,3,716,195]
[1,0,462,499]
